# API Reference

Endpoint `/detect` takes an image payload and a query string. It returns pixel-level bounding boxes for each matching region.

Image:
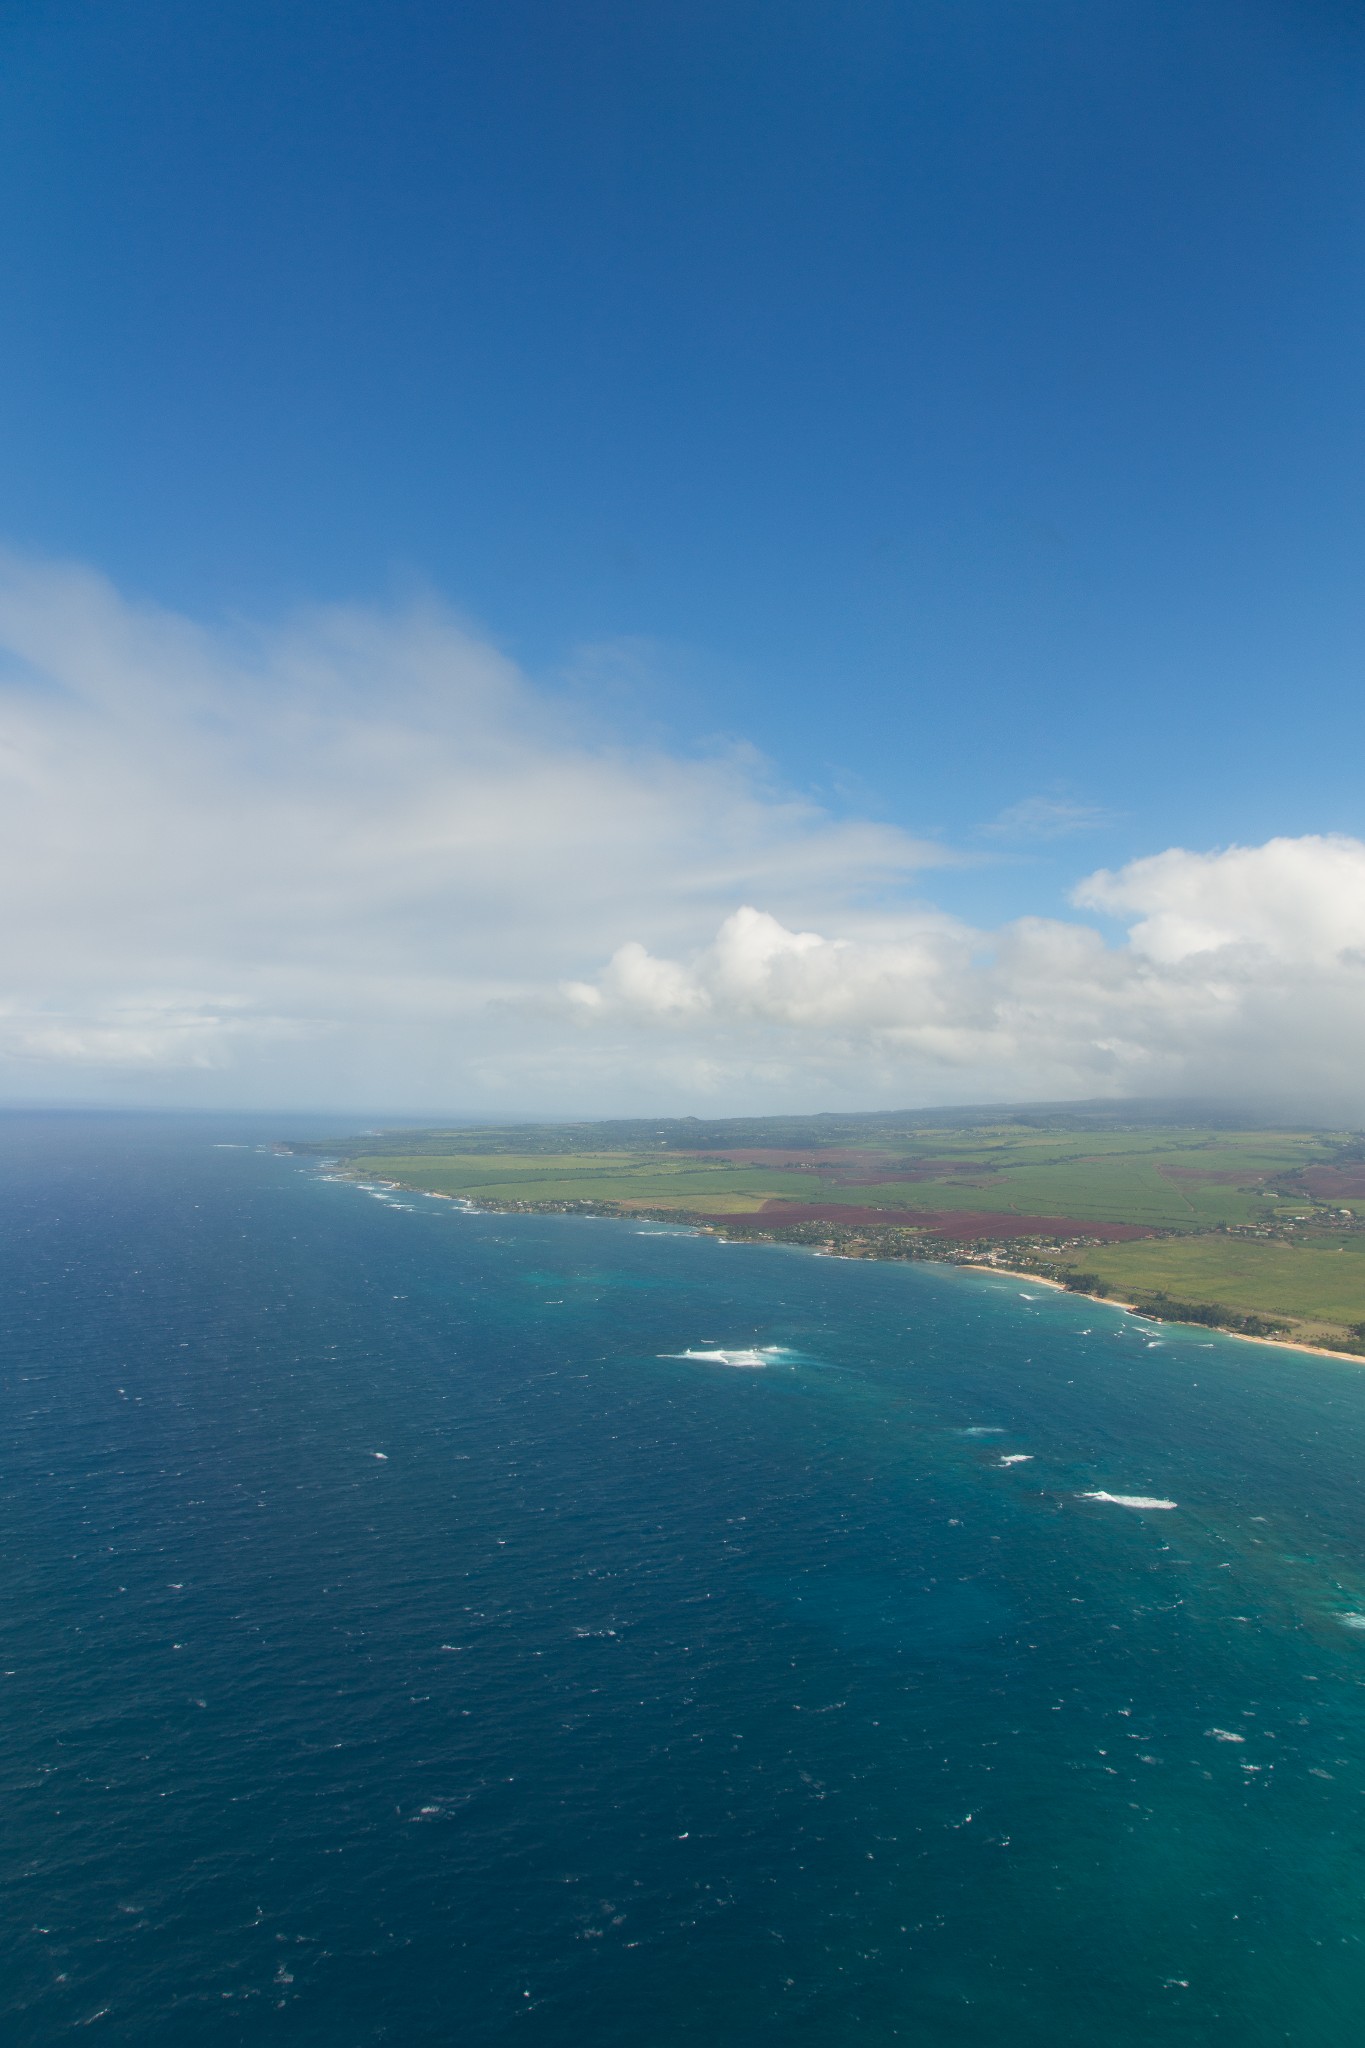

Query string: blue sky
[0,0,1363,1110]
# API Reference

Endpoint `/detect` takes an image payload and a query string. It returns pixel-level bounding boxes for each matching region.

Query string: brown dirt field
[818,1161,998,1187]
[1300,1168,1365,1198]
[678,1148,997,1184]
[693,1201,1154,1240]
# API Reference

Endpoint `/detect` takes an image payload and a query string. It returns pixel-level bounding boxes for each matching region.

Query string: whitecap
[1079,1490,1177,1511]
[1339,1613,1365,1631]
[998,1454,1033,1466]
[663,1347,770,1368]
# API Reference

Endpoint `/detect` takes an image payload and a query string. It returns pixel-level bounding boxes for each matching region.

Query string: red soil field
[677,1148,996,1184]
[694,1201,1154,1240]
[1300,1169,1365,1199]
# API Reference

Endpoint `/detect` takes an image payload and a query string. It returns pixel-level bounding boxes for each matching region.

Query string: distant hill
[303,1098,1324,1159]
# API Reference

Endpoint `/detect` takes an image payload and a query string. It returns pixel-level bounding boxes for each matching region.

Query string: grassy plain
[342,1126,1351,1231]
[1052,1235,1365,1345]
[349,1153,781,1213]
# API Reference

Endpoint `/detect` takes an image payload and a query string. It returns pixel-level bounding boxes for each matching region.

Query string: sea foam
[664,1345,791,1369]
[1079,1490,1177,1511]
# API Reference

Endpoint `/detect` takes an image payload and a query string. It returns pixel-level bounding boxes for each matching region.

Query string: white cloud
[1076,836,1365,965]
[566,842,1365,1117]
[0,552,936,1106]
[983,795,1114,840]
[0,550,1360,1117]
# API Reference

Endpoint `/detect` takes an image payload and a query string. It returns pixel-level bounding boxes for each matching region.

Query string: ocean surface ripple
[2,1114,1365,2045]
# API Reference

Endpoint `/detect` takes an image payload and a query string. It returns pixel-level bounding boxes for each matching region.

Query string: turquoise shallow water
[2,1115,1365,2044]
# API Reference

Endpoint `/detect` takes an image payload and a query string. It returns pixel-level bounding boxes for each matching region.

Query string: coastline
[969,1263,1365,1367]
[326,1161,1365,1371]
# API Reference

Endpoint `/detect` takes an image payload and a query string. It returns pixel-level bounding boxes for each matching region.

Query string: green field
[331,1122,1357,1230]
[1052,1234,1365,1347]
[308,1105,1365,1353]
[348,1152,780,1213]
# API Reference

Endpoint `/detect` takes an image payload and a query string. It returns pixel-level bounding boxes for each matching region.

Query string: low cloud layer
[0,552,1361,1116]
[567,839,1365,1114]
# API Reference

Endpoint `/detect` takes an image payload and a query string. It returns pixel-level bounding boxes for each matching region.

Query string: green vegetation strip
[1053,1236,1365,1350]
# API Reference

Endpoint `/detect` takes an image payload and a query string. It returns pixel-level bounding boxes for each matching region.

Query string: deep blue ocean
[3,1114,1365,2044]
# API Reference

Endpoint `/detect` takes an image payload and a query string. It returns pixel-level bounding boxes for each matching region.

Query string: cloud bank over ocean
[1,553,1361,1115]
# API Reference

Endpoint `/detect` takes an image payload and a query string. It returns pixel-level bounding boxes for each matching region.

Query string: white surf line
[1079,1490,1177,1511]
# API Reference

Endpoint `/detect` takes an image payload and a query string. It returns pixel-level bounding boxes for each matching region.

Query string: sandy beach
[970,1263,1365,1366]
